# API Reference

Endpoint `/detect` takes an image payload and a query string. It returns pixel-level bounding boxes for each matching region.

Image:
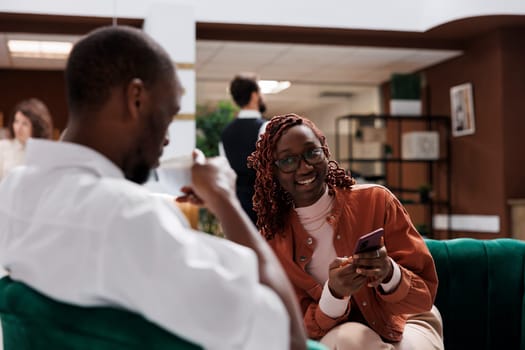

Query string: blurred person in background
[0,98,53,180]
[220,73,268,224]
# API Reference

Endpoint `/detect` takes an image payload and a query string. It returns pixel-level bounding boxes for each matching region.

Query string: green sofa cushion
[0,276,327,349]
[425,238,525,350]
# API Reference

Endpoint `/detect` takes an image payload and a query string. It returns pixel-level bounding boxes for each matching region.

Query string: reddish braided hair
[247,113,355,240]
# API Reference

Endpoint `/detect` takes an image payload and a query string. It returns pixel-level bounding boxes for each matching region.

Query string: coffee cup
[156,154,194,195]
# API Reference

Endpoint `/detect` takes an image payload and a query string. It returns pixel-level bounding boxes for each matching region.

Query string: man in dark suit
[220,74,268,225]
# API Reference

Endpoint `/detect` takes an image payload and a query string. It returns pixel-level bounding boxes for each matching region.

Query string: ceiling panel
[0,33,463,117]
[278,44,353,65]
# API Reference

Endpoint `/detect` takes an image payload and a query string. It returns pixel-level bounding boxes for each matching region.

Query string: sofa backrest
[425,238,525,350]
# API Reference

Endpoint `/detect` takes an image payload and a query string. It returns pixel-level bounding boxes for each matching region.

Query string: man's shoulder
[222,118,265,136]
[225,117,265,126]
[96,177,155,206]
[72,177,181,232]
[47,174,156,217]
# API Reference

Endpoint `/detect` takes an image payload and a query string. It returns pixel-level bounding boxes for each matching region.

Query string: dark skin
[329,241,393,298]
[62,77,178,182]
[63,74,307,349]
[273,125,393,299]
[274,125,328,208]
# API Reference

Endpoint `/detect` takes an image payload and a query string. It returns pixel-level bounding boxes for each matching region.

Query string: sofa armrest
[425,238,525,350]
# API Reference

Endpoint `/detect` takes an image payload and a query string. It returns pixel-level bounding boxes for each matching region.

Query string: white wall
[142,3,196,161]
[2,0,525,32]
[307,88,381,154]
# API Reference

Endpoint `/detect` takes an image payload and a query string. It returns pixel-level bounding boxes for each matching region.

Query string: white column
[144,2,196,160]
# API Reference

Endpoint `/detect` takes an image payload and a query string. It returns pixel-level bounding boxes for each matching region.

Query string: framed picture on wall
[450,83,475,137]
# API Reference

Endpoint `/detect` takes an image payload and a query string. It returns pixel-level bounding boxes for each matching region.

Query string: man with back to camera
[0,26,308,350]
[220,73,268,225]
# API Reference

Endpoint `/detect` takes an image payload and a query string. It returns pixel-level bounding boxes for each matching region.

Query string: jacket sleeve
[377,192,438,314]
[268,236,350,340]
[297,285,351,340]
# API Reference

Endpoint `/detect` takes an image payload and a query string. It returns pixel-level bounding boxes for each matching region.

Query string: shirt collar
[26,139,124,179]
[238,109,262,119]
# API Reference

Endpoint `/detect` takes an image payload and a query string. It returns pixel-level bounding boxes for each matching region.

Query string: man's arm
[179,154,307,350]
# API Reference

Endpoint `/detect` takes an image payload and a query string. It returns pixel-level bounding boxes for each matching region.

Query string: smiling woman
[248,113,444,350]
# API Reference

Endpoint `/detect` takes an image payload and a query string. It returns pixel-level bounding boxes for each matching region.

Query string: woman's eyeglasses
[274,147,325,173]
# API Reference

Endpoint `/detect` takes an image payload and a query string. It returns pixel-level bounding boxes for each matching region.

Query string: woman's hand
[353,245,393,288]
[327,257,368,298]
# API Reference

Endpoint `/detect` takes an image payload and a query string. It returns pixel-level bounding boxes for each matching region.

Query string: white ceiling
[0,33,78,70]
[0,33,462,117]
[197,40,462,116]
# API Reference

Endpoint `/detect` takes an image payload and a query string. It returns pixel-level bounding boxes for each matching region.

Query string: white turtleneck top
[295,187,335,284]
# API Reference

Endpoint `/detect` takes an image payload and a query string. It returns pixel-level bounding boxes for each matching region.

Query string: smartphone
[353,228,384,254]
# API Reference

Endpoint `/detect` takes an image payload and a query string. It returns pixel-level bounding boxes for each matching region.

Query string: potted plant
[195,101,237,235]
[196,100,237,157]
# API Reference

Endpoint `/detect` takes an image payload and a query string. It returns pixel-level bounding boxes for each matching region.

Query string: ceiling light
[258,80,291,94]
[7,40,73,59]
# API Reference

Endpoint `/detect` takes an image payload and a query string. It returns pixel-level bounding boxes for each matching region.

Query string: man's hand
[176,149,237,214]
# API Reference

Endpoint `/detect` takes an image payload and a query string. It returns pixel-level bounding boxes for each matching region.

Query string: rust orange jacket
[267,184,438,342]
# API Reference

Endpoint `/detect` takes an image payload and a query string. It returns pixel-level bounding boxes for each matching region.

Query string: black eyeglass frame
[274,147,326,173]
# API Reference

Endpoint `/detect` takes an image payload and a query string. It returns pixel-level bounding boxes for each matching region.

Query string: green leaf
[196,100,237,157]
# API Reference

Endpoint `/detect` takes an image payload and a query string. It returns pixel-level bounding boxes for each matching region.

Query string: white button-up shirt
[0,139,289,350]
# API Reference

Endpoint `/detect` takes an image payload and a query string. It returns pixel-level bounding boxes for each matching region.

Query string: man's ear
[126,78,145,120]
[246,91,259,109]
[250,91,259,103]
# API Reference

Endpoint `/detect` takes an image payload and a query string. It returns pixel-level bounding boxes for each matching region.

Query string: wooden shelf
[335,113,451,239]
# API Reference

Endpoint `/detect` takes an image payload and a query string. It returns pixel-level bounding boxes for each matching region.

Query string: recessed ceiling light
[258,80,291,94]
[7,40,73,59]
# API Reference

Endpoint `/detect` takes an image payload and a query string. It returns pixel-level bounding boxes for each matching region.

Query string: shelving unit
[335,114,451,238]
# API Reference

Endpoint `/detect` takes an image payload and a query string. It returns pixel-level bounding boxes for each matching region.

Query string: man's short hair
[65,26,173,115]
[229,74,260,108]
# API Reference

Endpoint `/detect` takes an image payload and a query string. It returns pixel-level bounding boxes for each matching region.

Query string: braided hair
[247,113,355,240]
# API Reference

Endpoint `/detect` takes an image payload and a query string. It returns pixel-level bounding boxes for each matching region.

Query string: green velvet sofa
[1,238,524,349]
[0,276,326,349]
[425,238,525,350]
